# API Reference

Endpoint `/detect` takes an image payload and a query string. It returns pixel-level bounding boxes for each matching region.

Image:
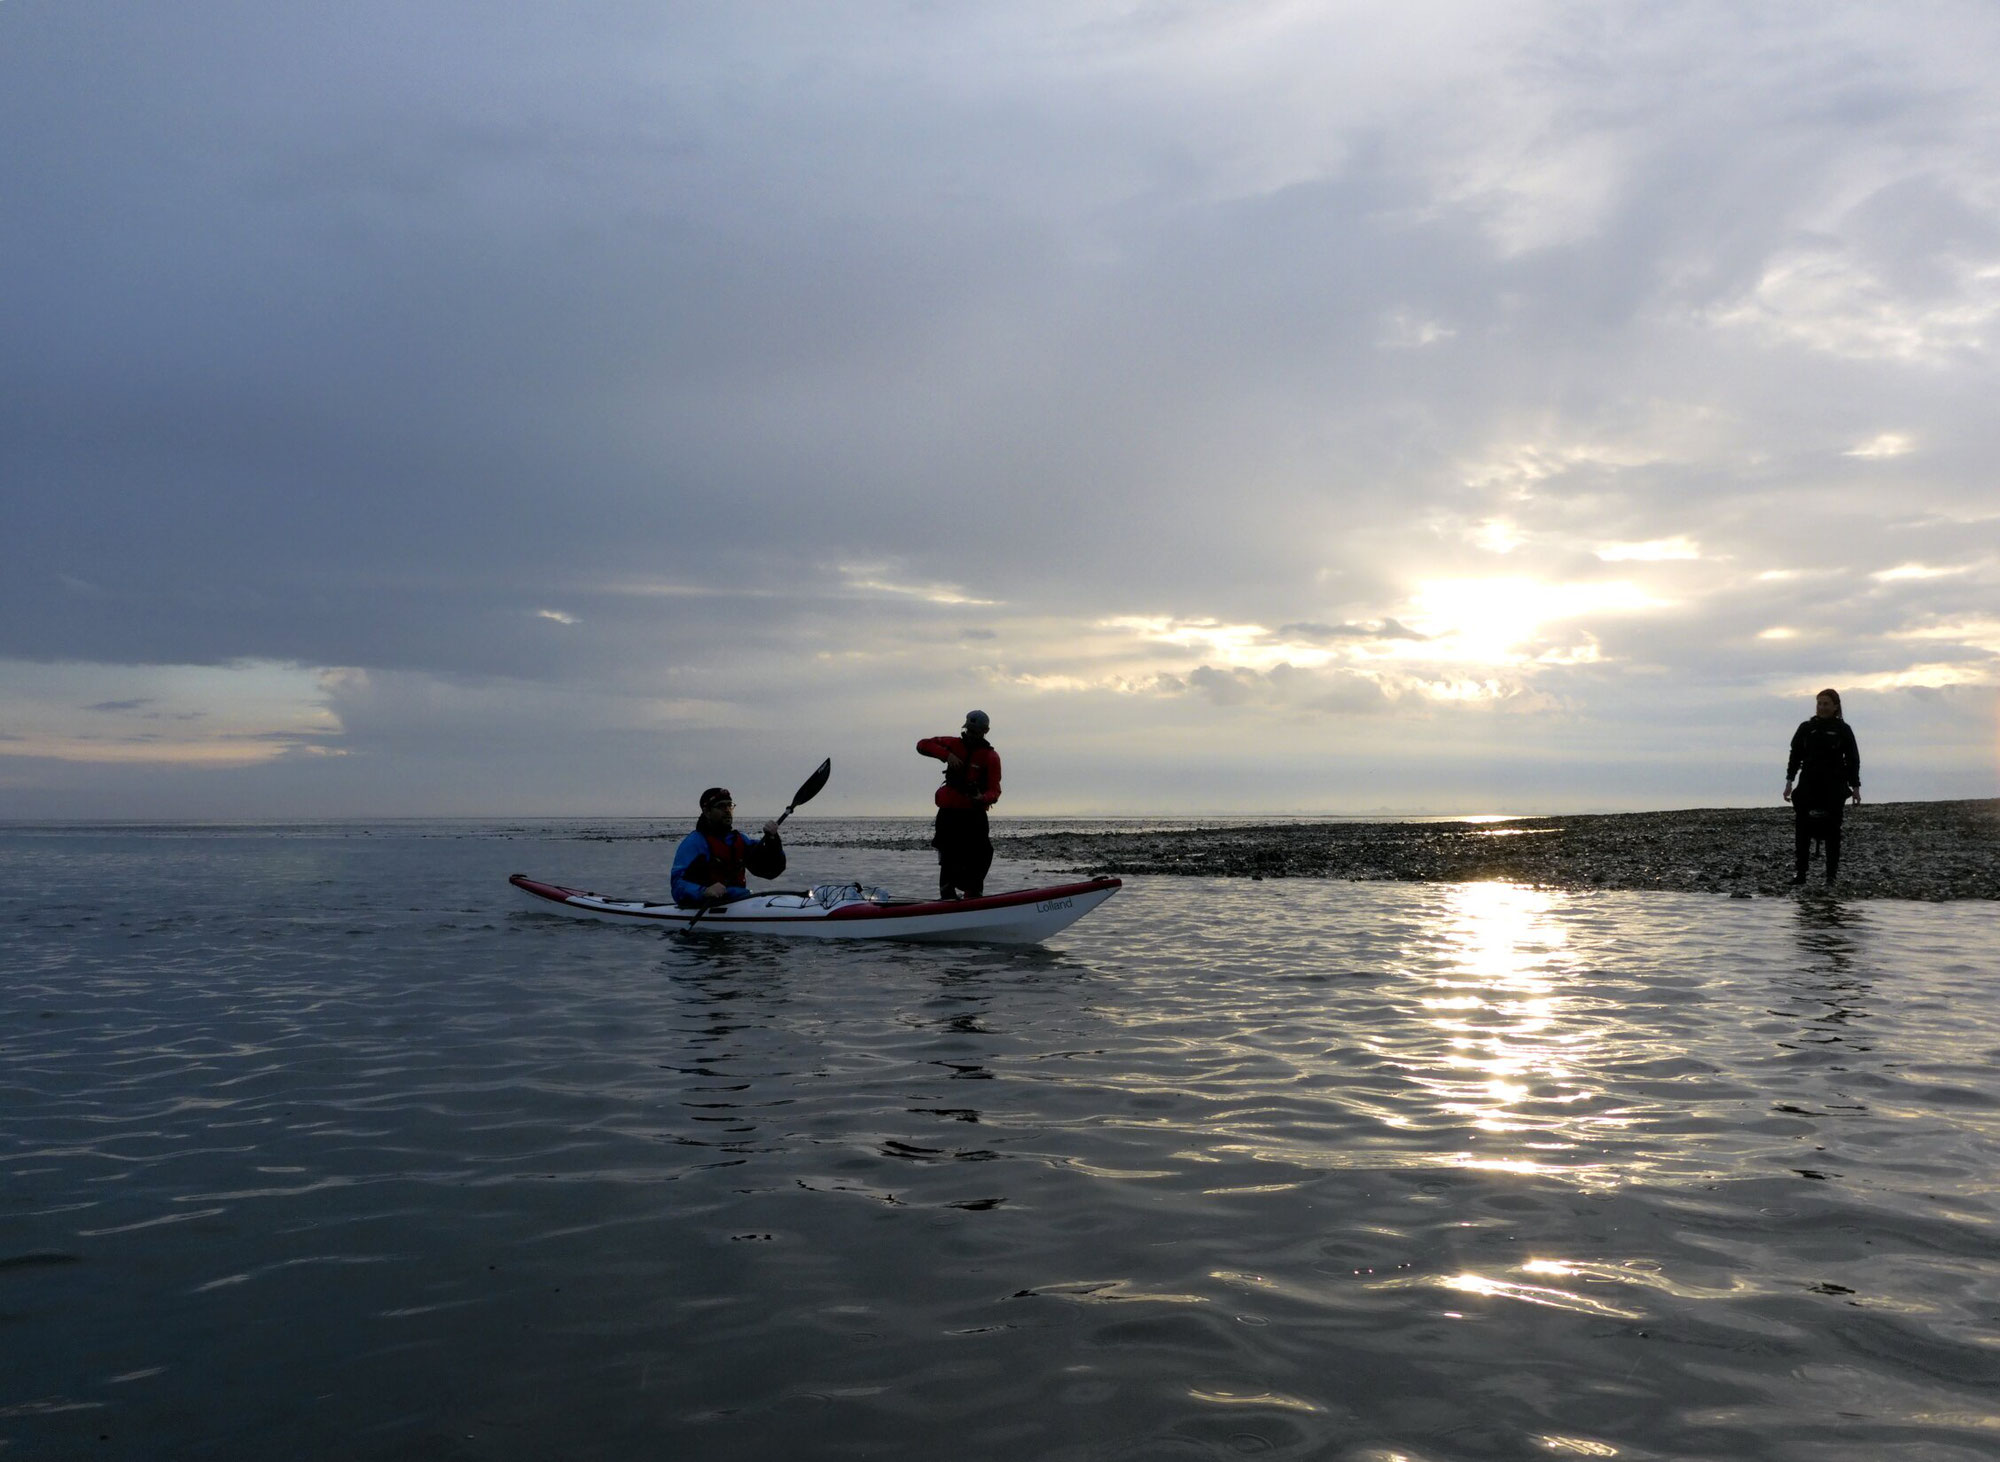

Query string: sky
[3,0,1998,819]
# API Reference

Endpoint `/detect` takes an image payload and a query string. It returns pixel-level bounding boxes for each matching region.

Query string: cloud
[1705,246,2000,362]
[1846,432,1914,458]
[1,660,340,766]
[838,566,999,606]
[1176,662,1396,714]
[1596,538,1701,563]
[3,0,1999,813]
[1871,562,1968,582]
[1275,620,1430,643]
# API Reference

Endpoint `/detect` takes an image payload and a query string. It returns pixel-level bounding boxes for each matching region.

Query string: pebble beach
[979,797,2000,901]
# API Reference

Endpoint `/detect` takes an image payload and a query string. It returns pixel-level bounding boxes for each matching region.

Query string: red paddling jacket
[917,734,1002,812]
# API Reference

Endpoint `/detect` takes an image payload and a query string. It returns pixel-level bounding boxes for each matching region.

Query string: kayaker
[917,710,1002,900]
[670,787,787,907]
[1784,688,1861,885]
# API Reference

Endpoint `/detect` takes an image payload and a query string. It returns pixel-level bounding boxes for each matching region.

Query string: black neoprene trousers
[933,807,993,897]
[1793,802,1844,882]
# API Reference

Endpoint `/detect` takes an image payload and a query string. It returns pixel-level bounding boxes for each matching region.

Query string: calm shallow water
[5,822,1999,1461]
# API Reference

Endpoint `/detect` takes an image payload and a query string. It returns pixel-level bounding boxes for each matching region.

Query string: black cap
[699,787,734,810]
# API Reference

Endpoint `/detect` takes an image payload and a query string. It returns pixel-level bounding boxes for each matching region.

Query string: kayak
[509,873,1121,945]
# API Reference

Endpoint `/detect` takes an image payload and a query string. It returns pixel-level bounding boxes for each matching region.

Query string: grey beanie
[963,709,990,731]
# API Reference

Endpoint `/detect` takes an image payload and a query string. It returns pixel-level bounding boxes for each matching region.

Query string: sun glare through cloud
[1401,579,1660,669]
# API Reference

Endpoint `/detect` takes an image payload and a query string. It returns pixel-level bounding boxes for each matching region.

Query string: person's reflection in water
[1778,896,1875,1068]
[1792,894,1864,969]
[659,943,796,1153]
[920,966,1001,1083]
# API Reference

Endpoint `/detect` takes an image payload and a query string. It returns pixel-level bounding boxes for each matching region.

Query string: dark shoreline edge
[823,798,2000,901]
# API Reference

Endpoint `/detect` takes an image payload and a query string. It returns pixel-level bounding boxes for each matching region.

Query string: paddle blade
[787,757,832,813]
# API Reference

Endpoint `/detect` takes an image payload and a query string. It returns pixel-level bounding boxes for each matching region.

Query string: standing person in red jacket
[917,710,1002,899]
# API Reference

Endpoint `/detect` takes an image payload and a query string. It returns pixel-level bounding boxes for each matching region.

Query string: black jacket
[1787,717,1860,808]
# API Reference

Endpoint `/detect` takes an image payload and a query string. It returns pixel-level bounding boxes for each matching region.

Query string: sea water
[4,820,1997,1461]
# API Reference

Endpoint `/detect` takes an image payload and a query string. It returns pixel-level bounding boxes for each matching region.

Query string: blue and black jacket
[670,825,786,907]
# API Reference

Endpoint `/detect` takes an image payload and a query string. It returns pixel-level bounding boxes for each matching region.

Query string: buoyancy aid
[684,830,749,890]
[943,736,992,801]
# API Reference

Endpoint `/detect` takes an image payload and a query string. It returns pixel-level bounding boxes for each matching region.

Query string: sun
[1401,576,1659,666]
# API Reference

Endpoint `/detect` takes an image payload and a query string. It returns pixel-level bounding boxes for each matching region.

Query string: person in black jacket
[1784,688,1861,885]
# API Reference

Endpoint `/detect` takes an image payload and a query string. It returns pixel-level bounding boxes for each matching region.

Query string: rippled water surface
[6,822,1999,1461]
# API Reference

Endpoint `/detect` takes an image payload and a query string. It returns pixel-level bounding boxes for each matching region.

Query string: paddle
[683,758,831,935]
[776,757,832,828]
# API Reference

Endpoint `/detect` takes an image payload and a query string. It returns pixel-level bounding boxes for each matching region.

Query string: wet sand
[986,798,1999,900]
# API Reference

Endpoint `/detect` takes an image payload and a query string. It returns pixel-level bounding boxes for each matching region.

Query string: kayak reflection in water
[670,786,787,907]
[918,710,1002,900]
[1784,688,1861,886]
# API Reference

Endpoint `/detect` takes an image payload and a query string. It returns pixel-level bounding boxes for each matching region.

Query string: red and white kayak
[509,873,1121,945]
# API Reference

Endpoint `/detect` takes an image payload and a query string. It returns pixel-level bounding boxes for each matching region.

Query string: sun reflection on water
[1409,881,1626,1184]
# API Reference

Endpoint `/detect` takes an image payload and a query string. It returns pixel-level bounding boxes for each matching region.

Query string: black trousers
[933,807,993,898]
[1793,801,1845,882]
